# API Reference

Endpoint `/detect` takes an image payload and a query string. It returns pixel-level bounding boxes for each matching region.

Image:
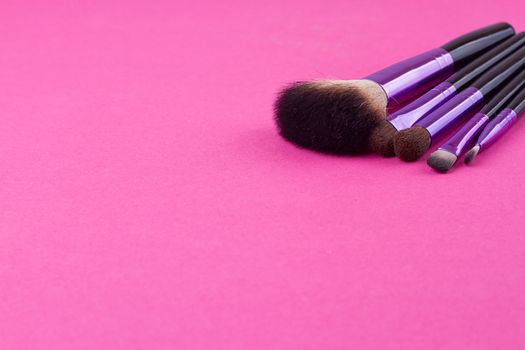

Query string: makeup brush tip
[427,149,458,173]
[393,127,432,162]
[464,145,481,165]
[368,120,397,157]
[274,80,387,154]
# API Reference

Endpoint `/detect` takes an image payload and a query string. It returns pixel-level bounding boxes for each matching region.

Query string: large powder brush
[275,23,514,154]
[369,33,525,157]
[427,68,525,172]
[393,45,525,162]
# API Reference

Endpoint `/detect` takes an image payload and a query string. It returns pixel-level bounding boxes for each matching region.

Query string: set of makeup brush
[274,23,525,173]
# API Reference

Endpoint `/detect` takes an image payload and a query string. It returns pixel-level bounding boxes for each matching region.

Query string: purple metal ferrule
[415,87,485,138]
[365,48,454,109]
[388,81,457,131]
[477,108,518,150]
[439,113,489,156]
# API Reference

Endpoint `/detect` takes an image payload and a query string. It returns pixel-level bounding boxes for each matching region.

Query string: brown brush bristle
[368,120,397,157]
[393,126,432,162]
[274,80,387,154]
[464,145,480,165]
[426,149,458,173]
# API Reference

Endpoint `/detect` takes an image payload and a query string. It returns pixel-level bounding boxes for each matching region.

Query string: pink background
[1,0,524,349]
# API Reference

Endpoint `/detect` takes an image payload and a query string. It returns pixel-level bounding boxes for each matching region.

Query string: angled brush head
[274,80,388,154]
[427,149,458,173]
[393,127,432,162]
[464,145,481,165]
[368,120,397,157]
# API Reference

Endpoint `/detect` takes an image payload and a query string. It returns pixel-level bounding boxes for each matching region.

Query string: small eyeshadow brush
[393,45,525,161]
[464,84,525,164]
[275,23,514,154]
[427,68,525,172]
[369,33,525,157]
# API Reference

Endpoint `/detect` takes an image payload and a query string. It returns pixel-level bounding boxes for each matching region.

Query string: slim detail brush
[464,84,525,164]
[427,68,525,172]
[275,23,514,154]
[393,45,525,161]
[369,33,525,157]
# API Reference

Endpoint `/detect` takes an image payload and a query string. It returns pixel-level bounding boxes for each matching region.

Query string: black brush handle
[441,22,515,64]
[508,84,525,114]
[450,33,525,90]
[472,46,525,96]
[482,68,525,117]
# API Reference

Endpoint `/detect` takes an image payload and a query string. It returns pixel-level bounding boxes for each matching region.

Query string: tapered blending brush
[427,68,525,172]
[464,85,525,165]
[275,23,514,154]
[393,45,525,162]
[369,33,525,157]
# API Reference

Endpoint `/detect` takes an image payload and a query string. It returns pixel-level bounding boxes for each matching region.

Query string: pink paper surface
[1,0,524,349]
